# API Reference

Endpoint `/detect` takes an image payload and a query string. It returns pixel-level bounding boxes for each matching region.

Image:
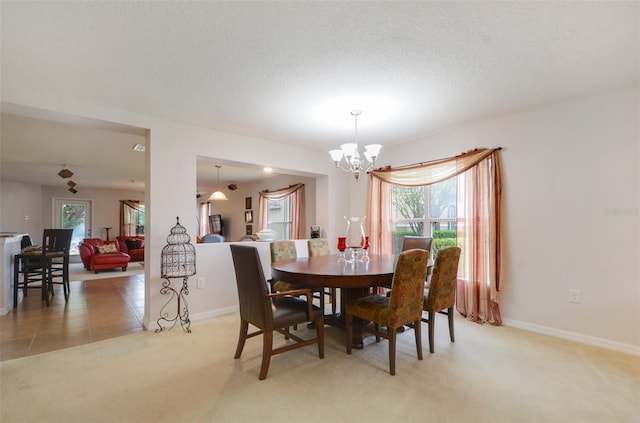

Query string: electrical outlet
[569,289,581,303]
[197,277,205,289]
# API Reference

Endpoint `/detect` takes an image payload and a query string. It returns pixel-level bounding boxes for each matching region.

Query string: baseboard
[142,305,239,331]
[502,318,640,357]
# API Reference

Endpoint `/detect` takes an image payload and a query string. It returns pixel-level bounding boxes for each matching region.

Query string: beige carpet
[68,261,144,282]
[1,313,638,423]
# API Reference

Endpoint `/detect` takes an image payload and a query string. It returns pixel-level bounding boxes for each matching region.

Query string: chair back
[43,229,73,256]
[21,235,33,250]
[307,238,330,257]
[230,244,272,329]
[270,240,297,262]
[387,249,429,328]
[401,236,433,253]
[424,246,461,312]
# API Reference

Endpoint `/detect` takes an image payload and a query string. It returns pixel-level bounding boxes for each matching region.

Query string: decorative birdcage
[157,217,195,333]
[161,217,196,278]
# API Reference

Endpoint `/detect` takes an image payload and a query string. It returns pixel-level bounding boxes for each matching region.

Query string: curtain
[198,202,211,237]
[368,148,502,325]
[120,200,145,236]
[455,153,502,325]
[257,183,306,239]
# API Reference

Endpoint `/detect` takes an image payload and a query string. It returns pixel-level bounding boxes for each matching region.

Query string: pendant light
[209,165,228,201]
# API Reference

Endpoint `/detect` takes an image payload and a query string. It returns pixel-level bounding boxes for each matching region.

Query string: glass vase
[344,216,366,262]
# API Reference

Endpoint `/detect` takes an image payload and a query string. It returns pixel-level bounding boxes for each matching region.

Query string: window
[121,200,145,236]
[391,177,457,255]
[266,197,292,240]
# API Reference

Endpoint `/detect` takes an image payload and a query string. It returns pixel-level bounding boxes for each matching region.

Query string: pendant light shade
[209,165,228,201]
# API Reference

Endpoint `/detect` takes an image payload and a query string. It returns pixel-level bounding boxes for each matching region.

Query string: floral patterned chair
[307,238,336,315]
[345,248,429,375]
[269,241,299,293]
[422,246,461,353]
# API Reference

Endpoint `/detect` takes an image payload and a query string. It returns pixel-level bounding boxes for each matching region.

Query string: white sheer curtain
[368,148,502,325]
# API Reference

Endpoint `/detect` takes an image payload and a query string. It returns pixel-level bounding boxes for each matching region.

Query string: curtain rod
[261,183,304,193]
[376,147,502,171]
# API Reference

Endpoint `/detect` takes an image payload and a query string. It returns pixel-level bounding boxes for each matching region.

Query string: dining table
[271,253,398,348]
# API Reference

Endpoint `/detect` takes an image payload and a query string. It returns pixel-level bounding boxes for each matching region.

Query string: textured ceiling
[1,1,638,188]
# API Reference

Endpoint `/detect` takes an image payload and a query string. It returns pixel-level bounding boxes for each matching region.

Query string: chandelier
[329,110,381,182]
[209,165,228,201]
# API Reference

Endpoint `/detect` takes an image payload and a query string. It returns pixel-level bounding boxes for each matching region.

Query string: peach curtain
[257,183,306,239]
[368,148,502,325]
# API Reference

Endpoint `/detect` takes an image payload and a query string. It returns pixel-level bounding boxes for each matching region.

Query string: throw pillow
[125,239,137,251]
[97,243,118,254]
[136,239,145,249]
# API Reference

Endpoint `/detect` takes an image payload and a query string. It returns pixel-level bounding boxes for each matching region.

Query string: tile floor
[0,274,144,361]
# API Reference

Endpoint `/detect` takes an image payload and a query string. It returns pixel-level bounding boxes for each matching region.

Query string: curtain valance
[370,148,498,187]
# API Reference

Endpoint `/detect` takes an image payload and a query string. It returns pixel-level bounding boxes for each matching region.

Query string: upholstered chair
[269,240,299,293]
[345,249,429,375]
[401,235,434,285]
[422,246,461,353]
[230,244,324,380]
[307,238,336,315]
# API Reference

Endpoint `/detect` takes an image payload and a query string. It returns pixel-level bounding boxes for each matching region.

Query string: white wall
[378,85,639,354]
[0,181,42,238]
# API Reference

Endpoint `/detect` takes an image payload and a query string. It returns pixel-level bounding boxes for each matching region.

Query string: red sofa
[116,236,144,262]
[79,238,131,273]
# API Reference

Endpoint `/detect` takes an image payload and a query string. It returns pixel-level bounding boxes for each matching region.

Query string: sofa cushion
[97,243,118,254]
[125,239,137,250]
[136,239,145,249]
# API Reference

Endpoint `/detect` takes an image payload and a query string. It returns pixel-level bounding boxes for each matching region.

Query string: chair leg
[346,314,353,354]
[389,328,397,376]
[374,323,380,342]
[414,318,423,360]
[448,307,455,342]
[234,320,249,358]
[259,330,273,380]
[316,316,325,359]
[428,310,435,353]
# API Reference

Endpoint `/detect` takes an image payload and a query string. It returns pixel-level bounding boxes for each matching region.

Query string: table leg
[324,286,373,349]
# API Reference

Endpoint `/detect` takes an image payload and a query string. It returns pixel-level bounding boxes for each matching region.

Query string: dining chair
[44,229,74,302]
[230,244,325,380]
[13,229,73,307]
[401,235,434,285]
[307,238,336,315]
[421,246,461,353]
[345,248,429,375]
[269,240,299,293]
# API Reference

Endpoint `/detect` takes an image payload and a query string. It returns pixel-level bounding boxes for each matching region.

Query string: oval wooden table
[271,254,397,348]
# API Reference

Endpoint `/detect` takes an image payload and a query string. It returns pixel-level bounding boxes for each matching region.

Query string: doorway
[54,199,93,256]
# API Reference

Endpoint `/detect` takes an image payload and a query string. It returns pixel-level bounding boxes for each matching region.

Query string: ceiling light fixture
[209,165,228,201]
[329,110,381,182]
[67,180,76,188]
[57,165,73,179]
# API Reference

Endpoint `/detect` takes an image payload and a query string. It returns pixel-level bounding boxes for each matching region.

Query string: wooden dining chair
[13,229,74,307]
[307,238,336,315]
[345,249,429,375]
[421,246,461,353]
[44,229,74,302]
[230,244,325,380]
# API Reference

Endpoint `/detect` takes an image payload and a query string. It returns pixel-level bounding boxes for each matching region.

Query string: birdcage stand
[156,216,196,334]
[156,277,191,333]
